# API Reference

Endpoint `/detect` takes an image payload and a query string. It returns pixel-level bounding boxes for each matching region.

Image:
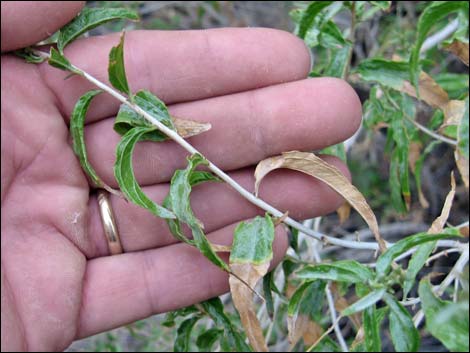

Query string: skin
[1,2,362,351]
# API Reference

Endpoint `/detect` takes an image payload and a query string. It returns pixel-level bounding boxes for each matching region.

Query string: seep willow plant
[15,2,469,352]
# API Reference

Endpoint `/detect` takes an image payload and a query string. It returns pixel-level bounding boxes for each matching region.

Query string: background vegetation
[64,1,469,351]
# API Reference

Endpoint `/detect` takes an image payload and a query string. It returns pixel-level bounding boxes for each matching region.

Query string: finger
[39,28,311,122]
[77,221,288,338]
[1,1,85,52]
[88,155,349,257]
[84,77,361,187]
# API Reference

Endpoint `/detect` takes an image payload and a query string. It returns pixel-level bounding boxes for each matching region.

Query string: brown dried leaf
[336,202,351,224]
[455,149,469,188]
[173,116,212,138]
[441,100,466,131]
[229,262,269,352]
[445,40,469,66]
[255,151,387,252]
[331,283,361,329]
[401,71,449,109]
[288,314,323,348]
[428,172,456,234]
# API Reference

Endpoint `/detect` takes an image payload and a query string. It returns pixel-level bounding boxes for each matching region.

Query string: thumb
[1,1,85,52]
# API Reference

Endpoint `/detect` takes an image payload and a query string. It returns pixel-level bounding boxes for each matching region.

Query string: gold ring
[97,190,123,255]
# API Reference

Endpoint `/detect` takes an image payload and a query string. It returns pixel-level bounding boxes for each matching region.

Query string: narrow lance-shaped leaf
[200,298,252,352]
[48,47,81,75]
[419,279,469,352]
[297,1,333,39]
[114,103,211,141]
[363,305,382,352]
[376,229,459,277]
[229,214,275,352]
[174,316,201,352]
[342,289,386,316]
[108,32,130,96]
[383,294,420,352]
[296,260,374,283]
[57,7,139,53]
[70,90,120,196]
[409,1,469,92]
[255,151,387,251]
[196,328,224,352]
[114,126,175,219]
[169,154,230,272]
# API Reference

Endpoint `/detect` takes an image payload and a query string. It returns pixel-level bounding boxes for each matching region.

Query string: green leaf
[114,126,175,219]
[161,306,199,327]
[321,143,347,162]
[403,241,436,299]
[363,305,382,352]
[108,32,130,96]
[200,298,252,352]
[287,281,314,317]
[57,7,139,53]
[376,230,459,277]
[324,43,351,79]
[318,20,347,47]
[262,271,275,319]
[296,260,374,283]
[115,89,176,141]
[163,170,220,245]
[298,1,334,39]
[48,47,81,74]
[174,316,201,352]
[70,90,117,194]
[169,154,229,272]
[435,73,469,99]
[14,47,46,63]
[383,293,420,352]
[230,214,275,265]
[196,328,223,352]
[410,1,469,91]
[342,289,386,316]
[369,1,392,10]
[357,59,409,90]
[419,279,469,352]
[457,98,469,159]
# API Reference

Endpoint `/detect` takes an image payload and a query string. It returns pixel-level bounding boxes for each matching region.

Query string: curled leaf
[48,47,81,75]
[255,151,386,252]
[114,103,211,141]
[229,214,275,352]
[70,90,119,196]
[169,154,229,272]
[108,32,130,96]
[57,7,139,53]
[114,126,175,219]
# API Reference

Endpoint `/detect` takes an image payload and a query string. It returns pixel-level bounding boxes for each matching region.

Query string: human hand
[1,2,361,351]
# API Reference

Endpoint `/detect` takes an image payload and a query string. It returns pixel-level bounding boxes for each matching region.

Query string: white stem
[79,65,384,251]
[405,116,458,146]
[421,18,459,53]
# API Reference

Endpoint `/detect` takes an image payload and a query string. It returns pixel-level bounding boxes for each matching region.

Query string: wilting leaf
[57,7,139,53]
[456,98,469,188]
[445,39,469,66]
[48,47,81,74]
[336,202,351,224]
[376,229,459,278]
[70,90,119,195]
[409,1,469,92]
[296,260,374,283]
[363,305,382,352]
[342,289,386,316]
[114,126,175,219]
[383,294,420,352]
[114,103,211,141]
[255,151,386,251]
[200,298,251,352]
[14,47,46,63]
[297,1,333,39]
[169,154,230,272]
[419,279,469,352]
[229,214,275,352]
[108,32,130,96]
[174,316,201,352]
[196,328,223,352]
[357,59,449,109]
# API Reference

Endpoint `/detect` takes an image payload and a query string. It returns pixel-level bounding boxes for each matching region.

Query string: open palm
[1,2,361,351]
